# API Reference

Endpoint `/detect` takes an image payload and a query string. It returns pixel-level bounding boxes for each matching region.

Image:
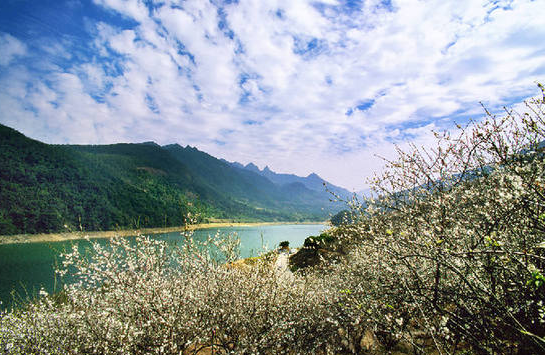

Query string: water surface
[0,224,326,309]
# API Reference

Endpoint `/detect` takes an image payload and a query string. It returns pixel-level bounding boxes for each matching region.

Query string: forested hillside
[0,125,208,234]
[0,124,342,235]
[165,144,342,218]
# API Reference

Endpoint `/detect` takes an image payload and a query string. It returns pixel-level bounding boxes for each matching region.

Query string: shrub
[303,232,335,249]
[332,85,545,354]
[330,209,358,227]
[0,231,345,354]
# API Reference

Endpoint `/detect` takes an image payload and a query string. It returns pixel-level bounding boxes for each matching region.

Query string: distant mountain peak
[163,143,182,149]
[245,162,261,173]
[221,158,244,169]
[231,160,351,198]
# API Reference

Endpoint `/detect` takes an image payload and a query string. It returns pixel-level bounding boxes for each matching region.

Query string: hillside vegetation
[0,127,342,235]
[1,87,545,354]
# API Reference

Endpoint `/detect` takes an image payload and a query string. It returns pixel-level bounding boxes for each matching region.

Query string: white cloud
[1,0,544,190]
[92,0,149,23]
[0,33,27,66]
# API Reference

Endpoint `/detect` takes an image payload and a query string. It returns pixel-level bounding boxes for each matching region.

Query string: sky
[0,0,544,191]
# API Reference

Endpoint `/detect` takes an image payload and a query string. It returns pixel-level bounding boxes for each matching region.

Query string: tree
[334,84,545,354]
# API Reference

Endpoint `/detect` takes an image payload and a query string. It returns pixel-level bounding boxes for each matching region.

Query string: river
[0,223,326,309]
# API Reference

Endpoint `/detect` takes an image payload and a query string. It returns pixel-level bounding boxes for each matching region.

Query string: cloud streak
[0,34,27,66]
[0,0,544,190]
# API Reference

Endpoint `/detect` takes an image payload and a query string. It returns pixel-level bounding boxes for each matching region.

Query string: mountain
[163,144,342,218]
[0,124,344,235]
[244,162,261,174]
[0,124,226,235]
[226,161,353,200]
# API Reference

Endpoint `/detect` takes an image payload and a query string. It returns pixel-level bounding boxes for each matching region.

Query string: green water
[0,224,326,309]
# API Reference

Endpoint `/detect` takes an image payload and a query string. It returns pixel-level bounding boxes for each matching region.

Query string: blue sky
[1,0,544,191]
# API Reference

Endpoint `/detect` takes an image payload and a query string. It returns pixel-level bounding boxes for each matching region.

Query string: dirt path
[274,249,297,283]
[275,252,290,271]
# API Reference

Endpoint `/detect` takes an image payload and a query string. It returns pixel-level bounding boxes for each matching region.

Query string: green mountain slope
[163,144,281,207]
[0,124,343,235]
[0,125,216,234]
[163,144,341,218]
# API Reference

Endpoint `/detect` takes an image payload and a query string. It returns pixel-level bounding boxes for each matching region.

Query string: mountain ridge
[0,123,344,235]
[223,159,353,200]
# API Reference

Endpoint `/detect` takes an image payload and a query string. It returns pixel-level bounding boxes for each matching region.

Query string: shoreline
[0,221,327,245]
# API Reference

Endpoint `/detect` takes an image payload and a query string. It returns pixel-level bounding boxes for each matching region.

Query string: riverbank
[0,221,327,245]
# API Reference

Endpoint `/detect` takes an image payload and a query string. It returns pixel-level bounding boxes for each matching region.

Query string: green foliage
[330,209,356,226]
[303,232,335,249]
[528,270,545,290]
